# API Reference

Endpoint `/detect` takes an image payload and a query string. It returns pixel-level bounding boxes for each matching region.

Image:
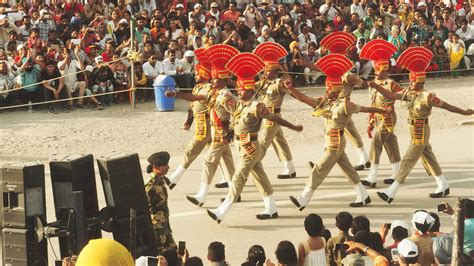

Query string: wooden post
[451,197,465,266]
[130,17,136,109]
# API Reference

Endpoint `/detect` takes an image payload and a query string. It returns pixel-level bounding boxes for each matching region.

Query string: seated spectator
[407,210,436,265]
[244,245,266,266]
[297,23,317,52]
[257,25,275,44]
[18,57,42,106]
[352,21,370,42]
[302,42,322,86]
[112,60,130,103]
[267,240,298,266]
[347,38,372,80]
[76,238,134,266]
[428,212,443,237]
[297,213,326,266]
[142,54,163,87]
[163,49,186,88]
[326,211,353,265]
[180,50,196,88]
[90,56,114,106]
[456,19,473,49]
[208,241,227,266]
[370,16,390,40]
[41,60,67,113]
[58,47,86,108]
[0,61,17,108]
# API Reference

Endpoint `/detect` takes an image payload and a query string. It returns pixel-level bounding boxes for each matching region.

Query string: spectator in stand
[350,0,365,21]
[143,54,163,87]
[457,19,473,49]
[388,25,405,58]
[180,50,196,88]
[135,16,151,46]
[257,25,274,43]
[41,60,67,113]
[319,0,340,23]
[203,17,221,44]
[18,55,42,106]
[206,3,222,24]
[114,19,131,46]
[379,220,410,250]
[363,4,377,31]
[326,211,353,265]
[90,56,114,106]
[297,23,317,52]
[0,61,17,108]
[58,46,86,109]
[353,21,370,42]
[188,3,205,29]
[370,16,390,40]
[162,49,185,88]
[297,213,326,265]
[207,241,227,266]
[380,3,399,28]
[347,37,372,80]
[36,11,56,41]
[302,42,322,86]
[243,4,262,30]
[222,1,242,23]
[442,8,457,32]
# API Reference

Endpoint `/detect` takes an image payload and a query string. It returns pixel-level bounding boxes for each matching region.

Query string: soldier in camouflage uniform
[145,151,176,254]
[369,47,474,203]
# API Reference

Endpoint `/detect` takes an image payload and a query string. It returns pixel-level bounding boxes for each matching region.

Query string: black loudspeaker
[49,154,101,242]
[97,152,157,257]
[1,163,47,266]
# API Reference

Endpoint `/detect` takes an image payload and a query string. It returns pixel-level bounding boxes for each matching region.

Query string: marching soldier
[360,39,402,188]
[167,48,235,189]
[207,53,303,223]
[298,32,371,171]
[184,44,238,207]
[370,47,474,203]
[145,151,176,254]
[287,54,389,210]
[254,42,297,179]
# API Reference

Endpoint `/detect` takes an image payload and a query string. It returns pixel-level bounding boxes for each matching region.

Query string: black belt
[235,134,258,141]
[408,118,428,125]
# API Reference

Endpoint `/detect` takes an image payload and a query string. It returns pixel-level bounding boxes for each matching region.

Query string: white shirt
[180,58,196,74]
[319,4,338,21]
[162,58,183,76]
[351,3,366,19]
[456,27,473,42]
[58,59,80,87]
[142,61,163,78]
[298,32,317,51]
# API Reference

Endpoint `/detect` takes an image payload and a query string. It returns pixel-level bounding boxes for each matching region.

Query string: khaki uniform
[180,84,234,174]
[307,97,362,190]
[394,89,444,183]
[227,101,274,202]
[202,88,236,184]
[369,78,402,164]
[255,78,293,162]
[342,74,365,149]
[145,173,176,254]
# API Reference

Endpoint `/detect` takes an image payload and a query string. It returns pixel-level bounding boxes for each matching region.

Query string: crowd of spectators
[66,198,473,266]
[0,0,472,113]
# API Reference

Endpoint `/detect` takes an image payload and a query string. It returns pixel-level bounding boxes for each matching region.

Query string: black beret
[147,152,170,166]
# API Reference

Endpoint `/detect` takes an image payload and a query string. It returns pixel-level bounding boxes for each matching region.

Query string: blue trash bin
[153,75,176,112]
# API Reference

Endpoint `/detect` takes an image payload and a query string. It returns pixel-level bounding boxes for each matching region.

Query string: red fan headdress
[315,54,354,91]
[225,53,266,90]
[360,39,398,72]
[396,47,433,83]
[205,44,239,79]
[194,48,212,80]
[319,32,356,54]
[253,42,288,70]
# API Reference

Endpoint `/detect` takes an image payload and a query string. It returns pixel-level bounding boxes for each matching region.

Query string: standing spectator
[222,2,242,24]
[90,56,114,106]
[133,62,148,102]
[447,33,465,76]
[297,213,326,266]
[112,60,129,103]
[326,211,353,265]
[36,11,56,41]
[18,56,42,106]
[207,242,227,266]
[58,46,86,108]
[41,60,67,113]
[0,61,17,108]
[287,41,304,85]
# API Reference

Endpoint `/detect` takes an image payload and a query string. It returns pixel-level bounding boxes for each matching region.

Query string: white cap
[0,15,6,20]
[194,3,202,9]
[40,9,49,16]
[176,3,184,8]
[184,50,194,57]
[210,2,218,8]
[398,239,418,258]
[417,1,427,7]
[412,210,435,229]
[85,65,94,72]
[95,56,103,63]
[17,43,24,51]
[119,18,128,24]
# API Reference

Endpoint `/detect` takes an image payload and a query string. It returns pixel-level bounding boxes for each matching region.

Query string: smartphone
[147,256,158,266]
[437,203,447,212]
[391,248,400,262]
[385,223,392,230]
[178,241,186,256]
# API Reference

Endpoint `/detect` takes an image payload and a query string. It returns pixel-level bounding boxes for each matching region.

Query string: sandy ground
[1,76,473,264]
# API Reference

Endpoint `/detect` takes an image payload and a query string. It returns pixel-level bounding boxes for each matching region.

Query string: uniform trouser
[202,142,235,184]
[260,114,293,162]
[369,128,401,164]
[181,126,211,169]
[395,125,443,183]
[154,228,176,255]
[344,118,364,148]
[227,141,274,202]
[307,136,361,190]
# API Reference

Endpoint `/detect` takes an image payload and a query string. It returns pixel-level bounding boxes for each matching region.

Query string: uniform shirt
[211,88,236,142]
[371,78,402,131]
[322,98,361,131]
[255,78,287,109]
[191,83,212,115]
[401,89,444,119]
[232,100,266,135]
[145,173,171,232]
